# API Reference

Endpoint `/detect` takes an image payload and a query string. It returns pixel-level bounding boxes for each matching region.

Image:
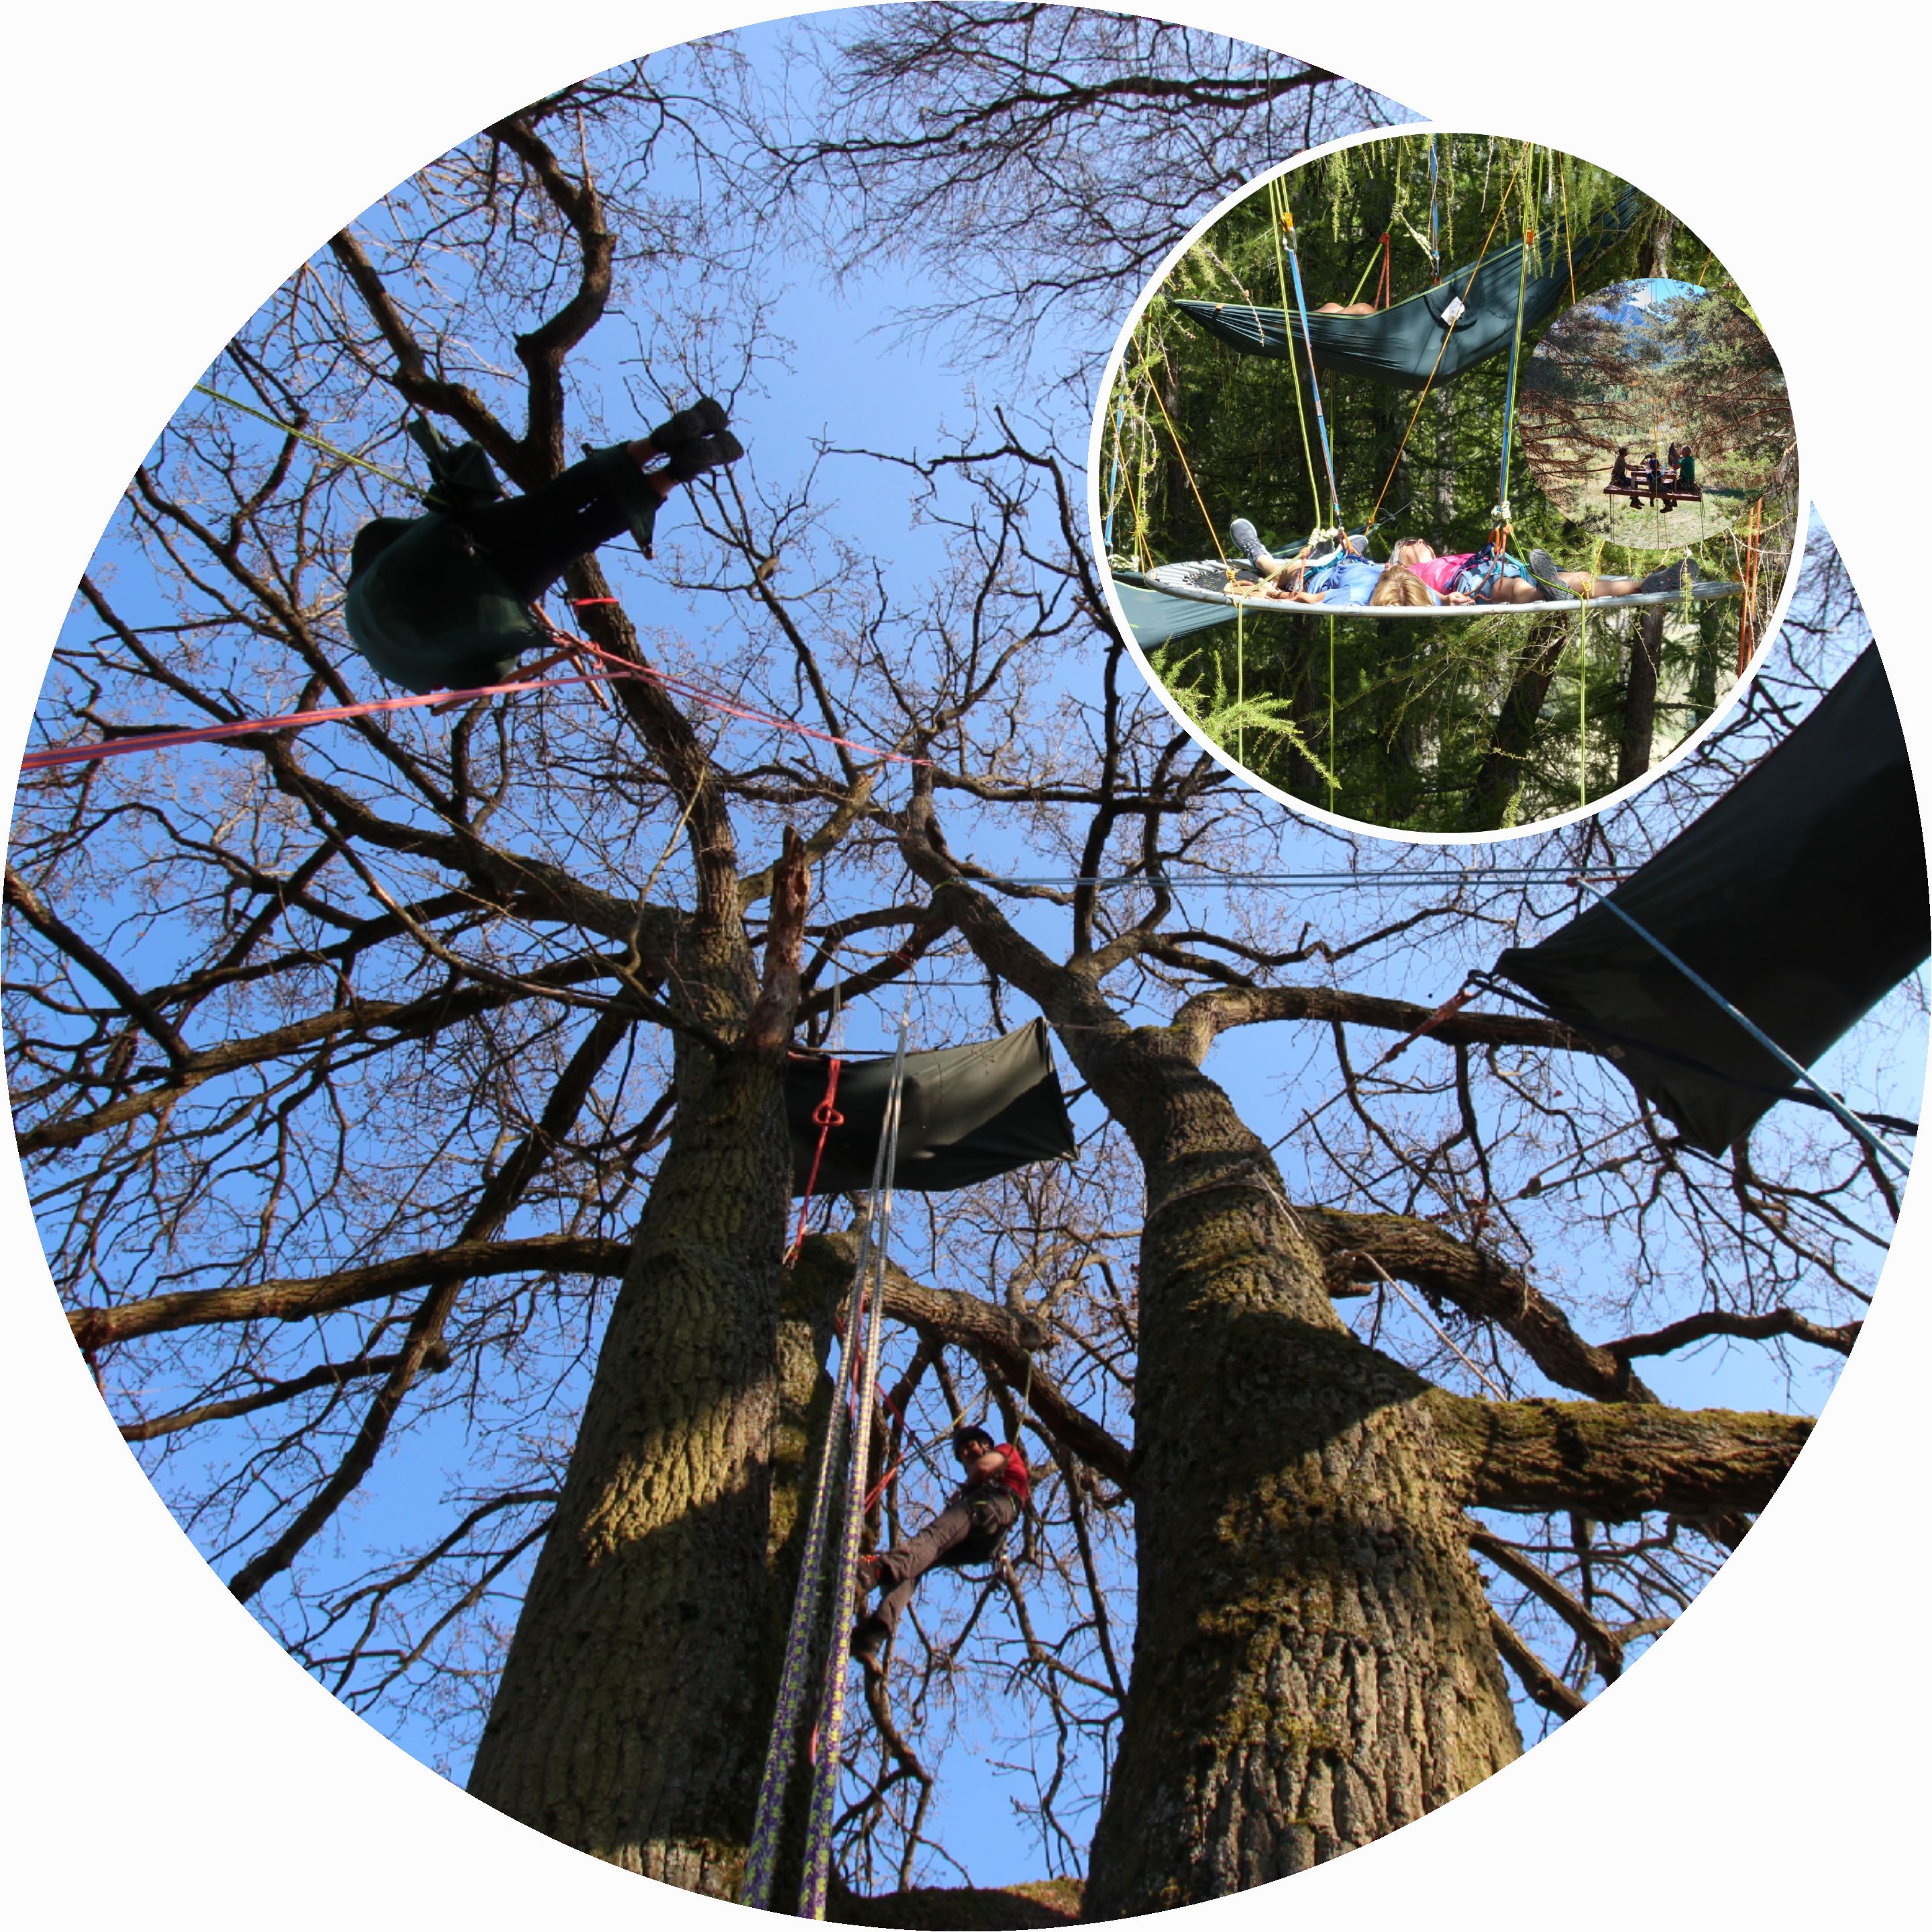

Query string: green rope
[193,384,413,489]
[1495,157,1536,522]
[1236,597,1245,767]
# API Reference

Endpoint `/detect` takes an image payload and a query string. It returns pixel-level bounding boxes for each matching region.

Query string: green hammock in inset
[1170,193,1641,390]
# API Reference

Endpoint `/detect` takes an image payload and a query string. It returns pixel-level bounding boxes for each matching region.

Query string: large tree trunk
[1619,606,1667,786]
[469,832,816,1895]
[1462,614,1571,831]
[1077,1030,1520,1915]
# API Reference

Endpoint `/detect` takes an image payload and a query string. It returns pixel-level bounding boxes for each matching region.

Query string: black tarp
[1169,194,1639,390]
[1493,647,1927,1154]
[786,1020,1077,1195]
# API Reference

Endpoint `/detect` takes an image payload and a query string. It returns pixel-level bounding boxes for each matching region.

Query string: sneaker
[1228,517,1275,574]
[1637,558,1692,597]
[854,1552,887,1595]
[668,429,745,482]
[649,396,731,452]
[1525,549,1574,600]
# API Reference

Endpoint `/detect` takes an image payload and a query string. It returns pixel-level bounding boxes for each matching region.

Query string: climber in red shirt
[849,1424,1030,1676]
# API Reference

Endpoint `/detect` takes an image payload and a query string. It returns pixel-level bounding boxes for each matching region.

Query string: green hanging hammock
[1170,193,1640,390]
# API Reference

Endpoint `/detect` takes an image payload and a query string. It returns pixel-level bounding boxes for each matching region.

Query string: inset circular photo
[1517,279,1794,547]
[1095,132,1801,835]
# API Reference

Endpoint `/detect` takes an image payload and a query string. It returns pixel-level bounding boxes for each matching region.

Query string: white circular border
[4,5,1922,1929]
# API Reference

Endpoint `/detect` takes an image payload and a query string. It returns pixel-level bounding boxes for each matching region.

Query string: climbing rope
[786,1055,846,1263]
[1275,202,1346,539]
[1266,174,1325,532]
[24,630,928,774]
[1145,374,1228,567]
[1368,144,1534,533]
[800,1009,912,1917]
[192,383,415,488]
[1495,213,1537,538]
[1428,133,1442,279]
[743,1015,911,1915]
[1737,496,1765,675]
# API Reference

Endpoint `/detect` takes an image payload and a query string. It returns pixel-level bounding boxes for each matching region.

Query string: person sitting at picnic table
[849,1424,1031,1676]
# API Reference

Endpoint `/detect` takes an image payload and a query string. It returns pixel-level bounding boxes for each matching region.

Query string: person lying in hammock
[1230,520,1686,609]
[1227,519,1389,604]
[1384,538,1692,604]
[849,1424,1031,1677]
[343,400,743,696]
[1314,299,1378,315]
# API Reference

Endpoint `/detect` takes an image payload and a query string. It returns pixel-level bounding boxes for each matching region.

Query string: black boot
[669,429,745,482]
[647,395,730,453]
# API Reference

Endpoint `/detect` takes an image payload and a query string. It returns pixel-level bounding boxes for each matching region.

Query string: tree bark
[468,837,814,1894]
[885,861,1526,1914]
[1077,1032,1521,1913]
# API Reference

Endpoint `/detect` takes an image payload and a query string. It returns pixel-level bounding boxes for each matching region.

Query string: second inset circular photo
[1094,131,1801,836]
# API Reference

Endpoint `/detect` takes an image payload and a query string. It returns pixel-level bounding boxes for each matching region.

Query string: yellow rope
[1368,146,1532,531]
[193,384,414,488]
[1268,174,1324,525]
[1557,158,1577,313]
[1146,373,1228,566]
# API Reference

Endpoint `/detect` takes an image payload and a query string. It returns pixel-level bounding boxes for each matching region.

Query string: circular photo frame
[1091,129,1803,839]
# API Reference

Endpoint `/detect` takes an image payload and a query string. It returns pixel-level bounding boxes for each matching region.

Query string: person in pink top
[1388,537,1689,604]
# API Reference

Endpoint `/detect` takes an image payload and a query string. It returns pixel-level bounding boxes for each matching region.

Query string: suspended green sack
[1171,193,1640,389]
[343,514,547,696]
[786,1019,1077,1195]
[1493,647,1927,1153]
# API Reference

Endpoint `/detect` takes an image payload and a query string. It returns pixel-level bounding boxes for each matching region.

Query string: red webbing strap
[19,666,616,770]
[1375,232,1392,310]
[785,1057,844,1263]
[23,639,928,774]
[1374,986,1476,1067]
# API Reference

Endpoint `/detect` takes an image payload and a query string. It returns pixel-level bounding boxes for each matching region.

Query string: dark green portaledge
[1171,193,1640,389]
[786,1020,1077,1195]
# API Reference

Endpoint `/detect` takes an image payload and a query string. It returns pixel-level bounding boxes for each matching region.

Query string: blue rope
[1428,135,1442,278]
[1497,217,1534,523]
[1279,212,1346,539]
